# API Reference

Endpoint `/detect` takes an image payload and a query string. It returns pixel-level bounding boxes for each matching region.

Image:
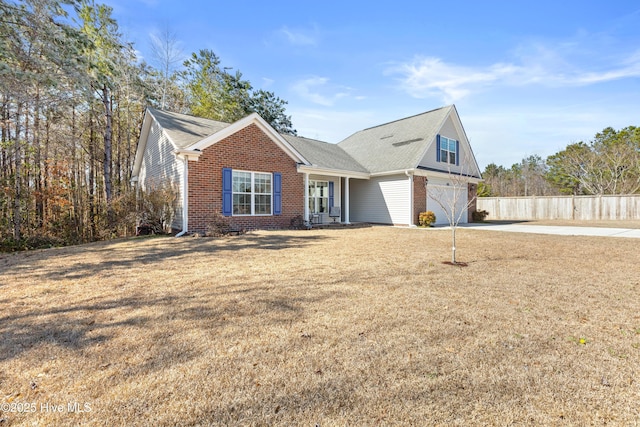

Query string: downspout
[424,177,429,214]
[405,170,415,227]
[176,156,189,237]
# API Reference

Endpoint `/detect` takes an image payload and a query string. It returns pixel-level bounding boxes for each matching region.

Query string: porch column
[304,172,309,223]
[345,177,350,224]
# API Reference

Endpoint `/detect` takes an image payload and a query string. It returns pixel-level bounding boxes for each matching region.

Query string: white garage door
[426,184,468,225]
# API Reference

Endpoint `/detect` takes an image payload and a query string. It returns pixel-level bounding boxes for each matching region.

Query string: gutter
[370,168,417,177]
[174,148,201,161]
[297,164,370,179]
[415,165,483,182]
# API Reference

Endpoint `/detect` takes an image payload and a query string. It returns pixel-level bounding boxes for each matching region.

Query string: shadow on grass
[0,231,340,371]
[0,232,331,283]
[0,281,343,366]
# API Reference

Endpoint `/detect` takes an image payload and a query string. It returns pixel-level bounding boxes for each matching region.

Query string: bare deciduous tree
[149,25,183,110]
[427,161,479,264]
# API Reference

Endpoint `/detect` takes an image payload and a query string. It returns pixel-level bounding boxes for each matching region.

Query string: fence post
[532,195,536,219]
[598,195,602,220]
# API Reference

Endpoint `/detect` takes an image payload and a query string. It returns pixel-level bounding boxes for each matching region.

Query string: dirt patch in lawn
[1,227,639,426]
[441,261,468,267]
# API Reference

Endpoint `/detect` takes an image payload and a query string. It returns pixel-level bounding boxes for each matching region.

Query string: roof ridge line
[149,107,234,126]
[282,133,333,145]
[359,105,452,132]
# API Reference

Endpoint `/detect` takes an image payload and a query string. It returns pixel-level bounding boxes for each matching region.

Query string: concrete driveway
[460,222,640,238]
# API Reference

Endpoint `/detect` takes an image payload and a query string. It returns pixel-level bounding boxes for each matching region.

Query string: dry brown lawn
[0,226,639,426]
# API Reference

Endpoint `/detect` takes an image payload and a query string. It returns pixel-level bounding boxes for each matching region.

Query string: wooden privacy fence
[477,195,640,221]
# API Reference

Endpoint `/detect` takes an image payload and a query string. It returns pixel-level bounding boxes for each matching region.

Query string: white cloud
[386,57,520,103]
[133,48,145,63]
[278,25,319,46]
[291,77,352,107]
[261,77,275,88]
[386,47,640,103]
[573,51,640,84]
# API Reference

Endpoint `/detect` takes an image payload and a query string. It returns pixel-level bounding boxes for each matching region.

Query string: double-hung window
[232,171,272,215]
[439,136,457,165]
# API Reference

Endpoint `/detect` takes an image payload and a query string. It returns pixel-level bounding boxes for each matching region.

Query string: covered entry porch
[298,166,369,225]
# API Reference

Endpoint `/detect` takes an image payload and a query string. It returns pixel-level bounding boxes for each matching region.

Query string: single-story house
[131,104,482,233]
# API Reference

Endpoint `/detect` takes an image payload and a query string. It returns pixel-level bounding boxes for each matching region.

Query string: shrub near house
[419,211,436,227]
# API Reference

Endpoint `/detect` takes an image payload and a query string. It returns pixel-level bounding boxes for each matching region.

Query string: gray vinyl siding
[139,120,184,230]
[419,116,465,173]
[349,175,410,225]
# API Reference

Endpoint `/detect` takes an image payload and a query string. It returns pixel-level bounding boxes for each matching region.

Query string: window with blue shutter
[226,169,275,216]
[222,168,233,216]
[273,172,282,215]
[438,136,458,166]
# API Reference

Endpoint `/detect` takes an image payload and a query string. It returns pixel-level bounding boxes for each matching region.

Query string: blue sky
[109,0,640,169]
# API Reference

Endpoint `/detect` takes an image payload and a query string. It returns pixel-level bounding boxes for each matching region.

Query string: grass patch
[0,227,639,425]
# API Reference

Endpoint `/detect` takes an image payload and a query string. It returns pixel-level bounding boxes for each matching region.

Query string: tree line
[0,0,295,250]
[479,126,640,197]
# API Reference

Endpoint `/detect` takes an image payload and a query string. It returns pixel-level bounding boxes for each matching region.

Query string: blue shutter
[455,140,460,166]
[222,168,232,216]
[436,135,441,162]
[328,181,334,207]
[273,172,282,215]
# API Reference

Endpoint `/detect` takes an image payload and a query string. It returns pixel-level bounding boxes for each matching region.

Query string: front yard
[0,226,638,425]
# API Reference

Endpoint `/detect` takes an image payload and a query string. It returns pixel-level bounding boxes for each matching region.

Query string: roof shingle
[282,134,368,173]
[337,106,452,173]
[148,108,230,149]
[146,106,454,175]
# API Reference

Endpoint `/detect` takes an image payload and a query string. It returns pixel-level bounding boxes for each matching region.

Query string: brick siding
[467,183,478,222]
[187,124,304,233]
[413,175,427,224]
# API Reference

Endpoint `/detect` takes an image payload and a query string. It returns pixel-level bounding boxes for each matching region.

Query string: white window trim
[232,170,273,216]
[440,136,457,165]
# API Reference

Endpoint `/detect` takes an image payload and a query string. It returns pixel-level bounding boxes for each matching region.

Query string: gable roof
[187,112,307,163]
[134,104,480,181]
[148,108,231,149]
[338,106,452,174]
[139,108,366,173]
